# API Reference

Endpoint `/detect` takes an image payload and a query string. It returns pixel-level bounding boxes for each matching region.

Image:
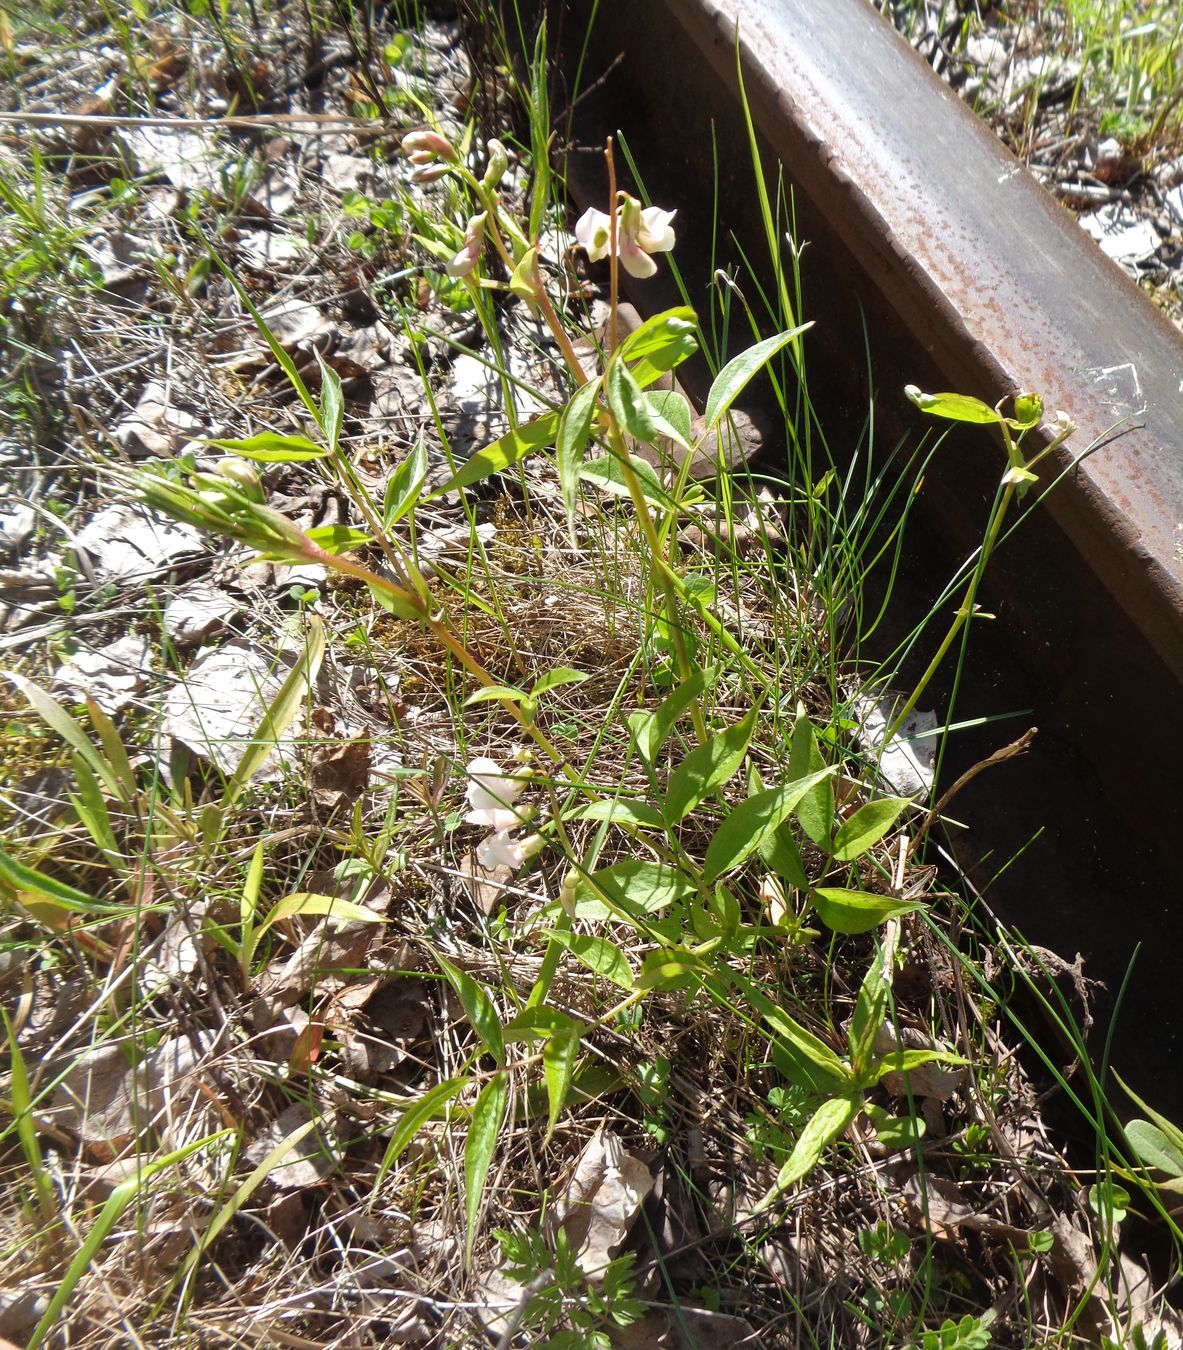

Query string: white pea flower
[464,755,526,831]
[574,195,676,279]
[477,829,542,872]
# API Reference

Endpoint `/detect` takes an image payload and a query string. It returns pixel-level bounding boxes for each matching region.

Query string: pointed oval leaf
[304,524,373,554]
[546,931,634,990]
[606,356,664,444]
[573,859,696,921]
[757,823,808,890]
[617,306,698,384]
[543,1027,580,1143]
[703,766,836,883]
[703,323,812,432]
[433,411,560,494]
[206,433,328,461]
[832,795,911,862]
[756,1093,860,1211]
[372,1076,466,1195]
[789,711,833,849]
[1126,1120,1183,1178]
[531,667,588,697]
[384,440,428,526]
[664,708,758,824]
[435,954,504,1064]
[465,1071,509,1262]
[317,355,344,455]
[643,389,693,448]
[812,888,922,935]
[564,798,666,832]
[556,377,601,532]
[904,385,1003,424]
[628,667,714,765]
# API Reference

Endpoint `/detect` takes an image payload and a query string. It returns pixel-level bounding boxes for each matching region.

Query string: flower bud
[401,129,458,166]
[213,456,264,501]
[446,211,487,278]
[411,163,449,184]
[481,138,510,192]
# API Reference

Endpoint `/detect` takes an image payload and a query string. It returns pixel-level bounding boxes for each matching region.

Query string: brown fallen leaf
[903,1171,1030,1246]
[548,1129,655,1278]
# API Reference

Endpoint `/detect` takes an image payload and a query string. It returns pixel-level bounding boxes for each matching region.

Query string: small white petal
[574,207,613,262]
[477,830,525,870]
[637,206,676,253]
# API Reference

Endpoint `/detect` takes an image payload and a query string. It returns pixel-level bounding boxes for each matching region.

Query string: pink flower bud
[401,129,458,166]
[446,211,487,278]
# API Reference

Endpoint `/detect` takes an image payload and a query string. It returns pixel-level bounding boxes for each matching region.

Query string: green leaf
[372,1076,466,1196]
[789,711,833,849]
[556,377,601,536]
[433,411,560,494]
[637,948,705,991]
[465,1071,509,1262]
[5,672,120,797]
[1126,1120,1183,1178]
[434,954,504,1064]
[564,798,666,832]
[616,306,698,385]
[317,355,344,456]
[0,845,108,914]
[904,385,1002,425]
[812,888,923,935]
[606,356,667,444]
[503,1007,579,1041]
[703,324,811,432]
[304,524,373,554]
[848,950,889,1082]
[862,1100,924,1151]
[84,697,135,802]
[663,708,757,824]
[543,1026,580,1143]
[573,859,696,921]
[627,667,714,765]
[544,931,634,990]
[204,432,328,461]
[531,667,588,697]
[832,796,911,862]
[223,616,325,810]
[868,1047,969,1084]
[367,578,424,620]
[702,766,837,883]
[756,1093,860,1211]
[384,440,428,526]
[464,684,529,706]
[723,972,850,1093]
[1115,1071,1183,1163]
[757,823,808,890]
[579,454,679,511]
[246,891,386,969]
[643,389,694,448]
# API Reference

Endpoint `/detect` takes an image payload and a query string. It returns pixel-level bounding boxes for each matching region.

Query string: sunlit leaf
[832,795,911,862]
[703,766,836,882]
[663,708,757,824]
[432,411,560,494]
[703,324,811,432]
[904,385,1002,425]
[811,887,922,935]
[465,1071,508,1262]
[435,953,504,1064]
[205,433,328,461]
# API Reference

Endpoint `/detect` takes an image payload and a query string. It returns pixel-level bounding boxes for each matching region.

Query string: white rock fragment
[115,379,204,458]
[52,634,152,712]
[75,504,202,584]
[1079,203,1160,262]
[853,693,938,798]
[164,580,240,647]
[163,639,291,774]
[125,126,221,191]
[0,503,35,553]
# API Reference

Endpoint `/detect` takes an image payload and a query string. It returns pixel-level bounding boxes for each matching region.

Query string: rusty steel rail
[551,0,1183,1110]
